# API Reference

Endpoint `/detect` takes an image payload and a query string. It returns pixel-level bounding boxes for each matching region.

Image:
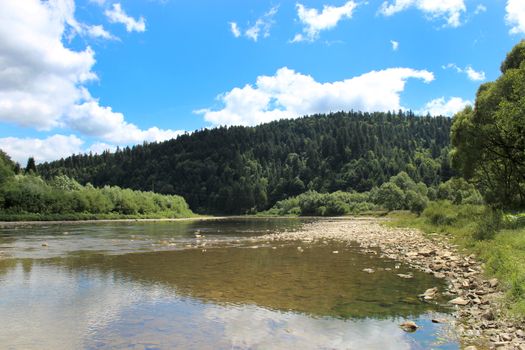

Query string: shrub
[473,207,502,241]
[422,201,459,226]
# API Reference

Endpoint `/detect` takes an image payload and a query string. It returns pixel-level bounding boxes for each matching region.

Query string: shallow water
[0,218,459,349]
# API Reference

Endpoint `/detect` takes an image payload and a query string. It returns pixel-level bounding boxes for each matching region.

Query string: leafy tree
[451,40,525,208]
[375,182,405,211]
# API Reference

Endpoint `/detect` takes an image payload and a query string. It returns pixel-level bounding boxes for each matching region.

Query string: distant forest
[38,111,454,214]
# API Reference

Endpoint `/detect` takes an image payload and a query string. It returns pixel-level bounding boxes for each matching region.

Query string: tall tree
[25,157,37,174]
[451,40,525,208]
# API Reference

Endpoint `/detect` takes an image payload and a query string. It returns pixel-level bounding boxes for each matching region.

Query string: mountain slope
[39,111,453,214]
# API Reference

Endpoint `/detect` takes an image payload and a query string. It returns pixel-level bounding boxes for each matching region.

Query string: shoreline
[0,216,226,227]
[0,215,316,228]
[257,217,524,350]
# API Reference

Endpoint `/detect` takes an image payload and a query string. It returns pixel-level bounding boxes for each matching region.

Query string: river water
[0,218,459,349]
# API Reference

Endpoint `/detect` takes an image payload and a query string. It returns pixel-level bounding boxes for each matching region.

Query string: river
[0,218,459,349]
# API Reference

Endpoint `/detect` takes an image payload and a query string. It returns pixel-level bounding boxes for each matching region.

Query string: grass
[387,201,525,318]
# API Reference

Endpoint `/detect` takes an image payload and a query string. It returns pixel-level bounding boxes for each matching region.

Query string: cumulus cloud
[88,142,117,155]
[196,67,434,126]
[0,0,96,130]
[105,3,146,33]
[0,0,181,163]
[418,96,471,117]
[379,0,466,27]
[230,6,278,42]
[506,0,525,35]
[68,99,184,143]
[443,63,485,81]
[390,40,399,50]
[292,1,357,42]
[0,134,84,164]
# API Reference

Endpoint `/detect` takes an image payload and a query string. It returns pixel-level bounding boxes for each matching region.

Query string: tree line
[38,111,454,214]
[0,151,192,220]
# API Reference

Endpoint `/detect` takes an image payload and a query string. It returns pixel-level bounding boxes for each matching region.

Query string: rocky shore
[258,217,525,350]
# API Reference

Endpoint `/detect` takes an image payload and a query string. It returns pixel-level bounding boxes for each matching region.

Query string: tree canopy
[38,111,454,214]
[451,40,525,208]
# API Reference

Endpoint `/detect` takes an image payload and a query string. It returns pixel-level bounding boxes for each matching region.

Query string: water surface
[0,218,458,349]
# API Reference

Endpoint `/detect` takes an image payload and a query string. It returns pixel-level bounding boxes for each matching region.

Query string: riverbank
[0,216,228,228]
[257,217,525,350]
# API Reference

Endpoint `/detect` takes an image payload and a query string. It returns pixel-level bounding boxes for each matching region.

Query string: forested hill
[38,111,454,214]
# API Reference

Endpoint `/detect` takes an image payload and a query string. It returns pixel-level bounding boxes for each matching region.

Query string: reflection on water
[0,219,459,349]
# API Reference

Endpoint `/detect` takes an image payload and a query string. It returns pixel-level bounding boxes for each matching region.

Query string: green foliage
[405,190,428,215]
[38,111,453,214]
[267,190,376,216]
[503,213,525,229]
[451,41,525,208]
[500,40,525,73]
[25,157,37,174]
[371,172,429,213]
[437,177,484,205]
[0,171,193,219]
[473,207,502,241]
[375,182,405,211]
[389,204,525,316]
[422,201,459,226]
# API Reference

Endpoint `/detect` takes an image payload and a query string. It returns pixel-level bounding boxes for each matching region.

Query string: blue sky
[0,0,524,164]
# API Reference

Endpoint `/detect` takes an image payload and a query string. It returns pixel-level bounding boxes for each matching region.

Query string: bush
[266,190,377,216]
[406,190,428,215]
[422,201,459,226]
[473,207,502,240]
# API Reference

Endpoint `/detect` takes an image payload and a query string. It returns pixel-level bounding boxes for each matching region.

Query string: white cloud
[88,142,117,155]
[390,40,399,50]
[505,0,525,35]
[379,0,466,27]
[0,0,182,163]
[474,4,487,15]
[443,63,485,81]
[196,67,434,126]
[68,99,183,144]
[0,0,96,130]
[231,6,278,42]
[292,1,357,42]
[229,22,241,38]
[0,134,84,164]
[105,3,146,33]
[465,66,486,81]
[85,24,117,40]
[418,96,471,117]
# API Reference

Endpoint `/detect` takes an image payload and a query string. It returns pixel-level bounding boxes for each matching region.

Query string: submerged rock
[399,320,418,332]
[419,287,438,300]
